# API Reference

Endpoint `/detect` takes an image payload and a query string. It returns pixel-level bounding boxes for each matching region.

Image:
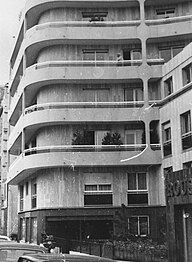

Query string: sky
[0,0,26,85]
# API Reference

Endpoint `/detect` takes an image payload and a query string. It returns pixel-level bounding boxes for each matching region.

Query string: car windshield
[0,249,44,262]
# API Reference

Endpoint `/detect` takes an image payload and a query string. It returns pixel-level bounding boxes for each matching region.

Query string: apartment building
[3,0,192,249]
[161,43,192,262]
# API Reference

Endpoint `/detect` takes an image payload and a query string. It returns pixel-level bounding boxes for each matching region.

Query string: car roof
[19,253,116,262]
[18,254,64,262]
[0,241,47,251]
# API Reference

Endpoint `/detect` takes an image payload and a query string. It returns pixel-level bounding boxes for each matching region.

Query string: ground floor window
[128,216,149,236]
[84,184,113,206]
[31,217,37,243]
[20,218,25,241]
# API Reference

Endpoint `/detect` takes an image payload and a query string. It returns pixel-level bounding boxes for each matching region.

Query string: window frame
[180,111,192,150]
[156,7,175,18]
[162,121,172,157]
[164,76,173,97]
[82,49,109,61]
[127,172,148,205]
[19,185,24,212]
[124,87,143,102]
[84,183,113,206]
[182,63,192,86]
[82,11,108,21]
[128,216,149,237]
[31,179,37,209]
[159,45,184,63]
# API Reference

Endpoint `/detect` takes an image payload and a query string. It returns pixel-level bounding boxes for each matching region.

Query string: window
[164,77,173,97]
[156,8,175,18]
[123,49,142,60]
[162,121,172,156]
[84,184,113,206]
[83,88,110,102]
[181,111,192,150]
[125,130,143,145]
[83,49,108,61]
[30,217,37,243]
[20,218,26,241]
[183,161,192,169]
[127,173,148,205]
[82,11,108,21]
[95,130,109,145]
[31,180,37,209]
[124,88,143,102]
[159,46,183,63]
[183,63,192,86]
[128,216,149,236]
[20,185,24,211]
[26,182,29,195]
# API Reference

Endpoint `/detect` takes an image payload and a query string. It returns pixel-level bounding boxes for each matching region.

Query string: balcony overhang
[8,146,162,185]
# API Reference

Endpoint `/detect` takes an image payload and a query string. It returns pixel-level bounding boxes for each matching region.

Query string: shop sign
[166,178,192,198]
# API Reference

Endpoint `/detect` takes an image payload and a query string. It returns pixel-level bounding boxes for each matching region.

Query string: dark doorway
[175,204,192,262]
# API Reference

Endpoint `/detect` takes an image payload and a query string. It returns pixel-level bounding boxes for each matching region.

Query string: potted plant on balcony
[72,130,85,145]
[102,132,123,145]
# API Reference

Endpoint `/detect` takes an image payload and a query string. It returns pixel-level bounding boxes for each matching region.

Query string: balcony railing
[23,144,147,156]
[145,14,192,26]
[28,58,164,71]
[33,60,142,69]
[24,101,145,114]
[32,20,141,30]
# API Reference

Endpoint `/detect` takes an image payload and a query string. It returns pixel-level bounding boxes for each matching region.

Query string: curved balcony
[146,16,192,39]
[25,21,141,48]
[145,14,192,26]
[9,60,163,122]
[12,59,162,91]
[8,101,148,150]
[8,144,162,185]
[24,0,140,28]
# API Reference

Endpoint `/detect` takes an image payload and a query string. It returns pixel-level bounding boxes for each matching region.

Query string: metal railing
[24,101,145,114]
[145,14,192,26]
[23,144,147,156]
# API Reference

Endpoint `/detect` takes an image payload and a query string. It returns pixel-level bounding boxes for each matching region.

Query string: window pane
[83,52,95,61]
[84,194,112,206]
[124,89,133,101]
[31,218,37,244]
[172,47,183,57]
[128,173,136,190]
[132,50,141,60]
[138,173,147,190]
[96,52,106,60]
[139,217,148,236]
[99,184,111,191]
[129,217,138,235]
[20,218,26,241]
[126,134,135,144]
[128,193,148,205]
[85,185,97,191]
[159,49,171,63]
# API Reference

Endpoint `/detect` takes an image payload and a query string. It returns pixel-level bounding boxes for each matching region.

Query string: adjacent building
[2,0,192,255]
[161,43,192,262]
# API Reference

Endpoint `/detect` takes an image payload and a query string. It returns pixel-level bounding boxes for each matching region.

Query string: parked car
[0,235,11,241]
[17,253,117,262]
[0,241,47,262]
